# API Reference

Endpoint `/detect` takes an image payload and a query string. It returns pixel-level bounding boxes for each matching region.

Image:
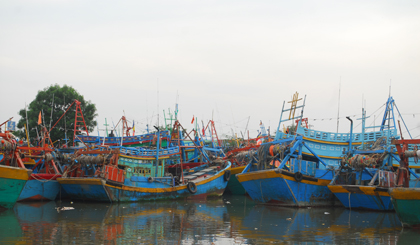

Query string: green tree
[16,84,97,146]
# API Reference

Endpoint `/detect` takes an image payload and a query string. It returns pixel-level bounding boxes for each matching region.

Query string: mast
[154,126,160,177]
[336,79,341,133]
[25,103,30,141]
[49,94,54,131]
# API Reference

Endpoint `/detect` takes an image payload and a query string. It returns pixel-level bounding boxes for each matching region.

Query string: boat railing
[297,127,397,143]
[120,146,180,157]
[76,131,171,143]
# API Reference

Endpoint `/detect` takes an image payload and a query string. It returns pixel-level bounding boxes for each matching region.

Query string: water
[0,195,419,244]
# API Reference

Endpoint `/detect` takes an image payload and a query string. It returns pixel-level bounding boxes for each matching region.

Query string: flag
[132,121,135,136]
[38,111,42,125]
[191,116,195,124]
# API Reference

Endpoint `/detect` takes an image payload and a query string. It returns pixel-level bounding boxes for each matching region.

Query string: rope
[317,169,333,179]
[30,173,61,183]
[348,193,351,210]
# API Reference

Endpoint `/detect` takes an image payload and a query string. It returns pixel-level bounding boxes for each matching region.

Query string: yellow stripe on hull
[302,136,362,146]
[359,186,390,196]
[237,169,330,186]
[328,185,349,193]
[389,188,420,200]
[119,154,171,160]
[302,152,342,160]
[0,166,31,181]
[230,166,246,175]
[108,167,229,193]
[328,185,390,197]
[57,178,105,185]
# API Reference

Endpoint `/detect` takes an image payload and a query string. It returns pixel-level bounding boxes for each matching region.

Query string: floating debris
[55,207,75,213]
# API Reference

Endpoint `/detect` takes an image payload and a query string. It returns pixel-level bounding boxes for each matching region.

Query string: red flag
[191,116,195,124]
[38,111,42,125]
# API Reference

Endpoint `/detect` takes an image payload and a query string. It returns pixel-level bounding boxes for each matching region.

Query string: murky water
[1,195,419,244]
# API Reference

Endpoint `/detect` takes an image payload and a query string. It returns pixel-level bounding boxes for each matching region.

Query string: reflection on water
[0,196,419,244]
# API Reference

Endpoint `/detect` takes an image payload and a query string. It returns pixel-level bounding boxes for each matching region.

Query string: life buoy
[294,172,303,182]
[224,170,231,181]
[187,182,197,194]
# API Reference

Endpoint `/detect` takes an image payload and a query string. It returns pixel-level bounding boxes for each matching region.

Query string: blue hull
[17,179,60,202]
[237,169,337,207]
[109,172,228,202]
[58,178,112,202]
[330,187,393,211]
[57,167,230,202]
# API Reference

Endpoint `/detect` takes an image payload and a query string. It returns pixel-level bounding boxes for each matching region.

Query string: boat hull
[389,188,420,228]
[237,169,337,207]
[109,169,228,202]
[57,168,230,202]
[224,166,247,195]
[57,178,113,202]
[17,174,61,202]
[0,165,32,209]
[328,185,393,211]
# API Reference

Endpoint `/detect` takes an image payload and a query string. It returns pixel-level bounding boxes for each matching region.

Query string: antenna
[25,102,30,140]
[230,105,236,135]
[146,92,149,133]
[63,95,68,146]
[389,79,392,98]
[336,77,341,133]
[49,94,54,131]
[157,79,159,128]
[175,91,179,121]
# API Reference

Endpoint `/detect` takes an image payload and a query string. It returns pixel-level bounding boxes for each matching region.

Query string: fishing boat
[237,93,407,207]
[327,99,419,211]
[15,126,62,202]
[222,121,273,195]
[327,149,398,210]
[388,138,420,228]
[57,121,231,202]
[223,145,258,195]
[274,96,405,169]
[0,130,32,209]
[75,130,171,148]
[236,135,338,207]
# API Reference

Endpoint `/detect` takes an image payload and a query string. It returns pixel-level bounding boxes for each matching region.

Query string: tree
[16,84,97,146]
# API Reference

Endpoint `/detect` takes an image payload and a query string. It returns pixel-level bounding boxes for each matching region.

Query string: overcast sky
[1,0,419,139]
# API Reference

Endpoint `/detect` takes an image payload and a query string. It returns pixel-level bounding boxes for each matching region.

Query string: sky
[1,0,419,139]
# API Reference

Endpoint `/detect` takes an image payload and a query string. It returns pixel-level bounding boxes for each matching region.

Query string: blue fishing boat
[16,127,62,202]
[328,98,419,211]
[237,93,410,207]
[236,135,338,206]
[76,130,171,147]
[274,96,406,169]
[57,121,231,202]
